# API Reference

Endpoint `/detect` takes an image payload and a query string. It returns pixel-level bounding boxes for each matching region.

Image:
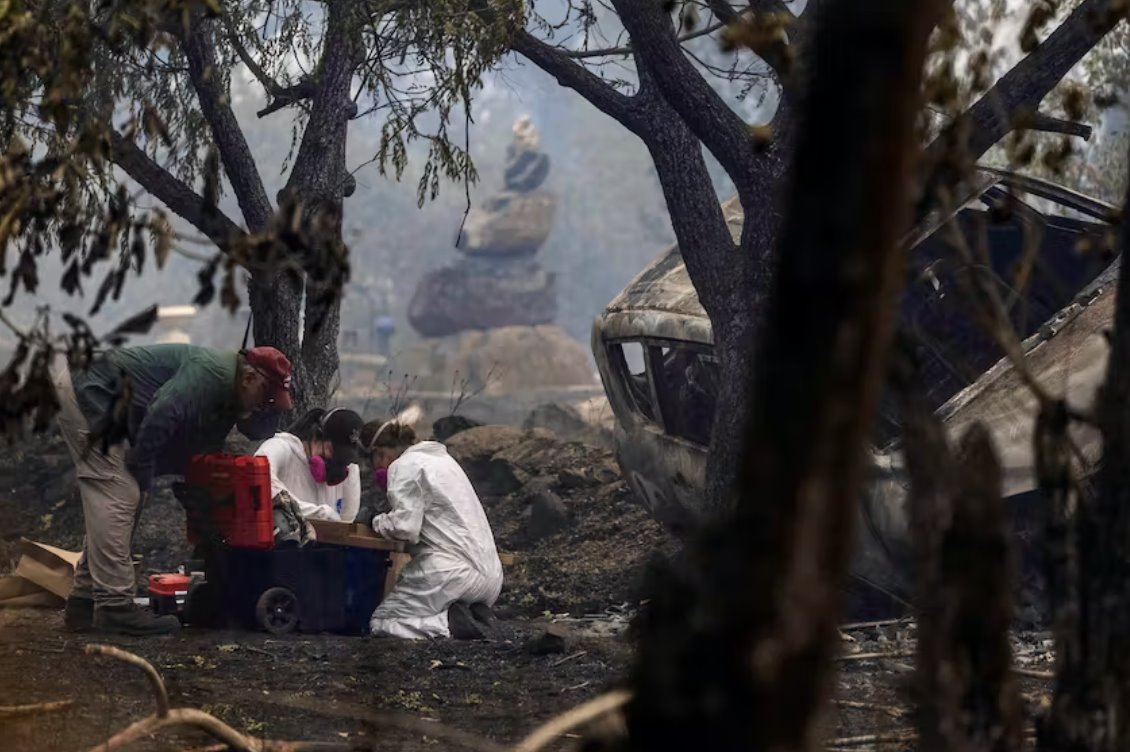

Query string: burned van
[592,168,1117,603]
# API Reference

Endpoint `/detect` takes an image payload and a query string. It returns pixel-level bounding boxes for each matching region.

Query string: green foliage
[371,0,523,207]
[0,0,522,433]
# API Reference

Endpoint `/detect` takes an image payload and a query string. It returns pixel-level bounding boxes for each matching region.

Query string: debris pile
[443,423,677,616]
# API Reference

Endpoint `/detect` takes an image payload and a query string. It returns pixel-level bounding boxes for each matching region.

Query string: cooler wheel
[255,587,300,634]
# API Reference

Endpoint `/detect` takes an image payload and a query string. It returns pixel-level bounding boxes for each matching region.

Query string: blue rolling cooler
[188,544,390,635]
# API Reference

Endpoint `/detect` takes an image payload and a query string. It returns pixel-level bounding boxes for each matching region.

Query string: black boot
[64,594,94,633]
[447,602,486,640]
[94,603,180,636]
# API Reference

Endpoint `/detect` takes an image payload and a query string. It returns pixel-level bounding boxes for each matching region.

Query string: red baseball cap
[243,346,294,410]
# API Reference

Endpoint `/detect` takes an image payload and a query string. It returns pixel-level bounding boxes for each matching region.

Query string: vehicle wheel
[184,581,221,628]
[255,587,300,635]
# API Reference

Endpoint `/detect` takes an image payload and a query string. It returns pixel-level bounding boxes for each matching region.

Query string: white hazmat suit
[369,441,503,638]
[255,433,361,522]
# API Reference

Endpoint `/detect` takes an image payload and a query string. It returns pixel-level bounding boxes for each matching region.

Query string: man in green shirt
[53,344,294,636]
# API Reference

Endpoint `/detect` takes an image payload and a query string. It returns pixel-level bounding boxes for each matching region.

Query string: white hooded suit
[369,441,503,638]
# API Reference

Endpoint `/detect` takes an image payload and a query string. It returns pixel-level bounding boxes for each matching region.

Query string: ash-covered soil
[0,423,675,618]
[0,608,1059,752]
[0,424,1060,752]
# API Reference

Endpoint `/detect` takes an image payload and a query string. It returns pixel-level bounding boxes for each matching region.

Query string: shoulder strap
[240,311,253,353]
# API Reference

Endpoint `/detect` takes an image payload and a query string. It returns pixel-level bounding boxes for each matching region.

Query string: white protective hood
[370,441,503,638]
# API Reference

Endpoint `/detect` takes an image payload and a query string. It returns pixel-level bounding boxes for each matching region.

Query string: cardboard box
[0,574,64,608]
[14,540,81,599]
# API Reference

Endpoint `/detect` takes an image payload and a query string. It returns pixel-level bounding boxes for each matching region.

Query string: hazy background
[6,0,1128,370]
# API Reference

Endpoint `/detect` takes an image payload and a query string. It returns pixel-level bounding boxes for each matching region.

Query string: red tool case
[184,453,274,550]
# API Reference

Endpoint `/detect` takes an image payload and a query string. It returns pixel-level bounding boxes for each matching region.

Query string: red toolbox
[184,454,274,550]
[148,573,192,616]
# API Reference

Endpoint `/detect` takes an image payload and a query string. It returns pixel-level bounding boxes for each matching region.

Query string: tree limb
[1025,110,1093,139]
[706,0,739,23]
[86,644,169,718]
[510,30,648,129]
[564,20,727,58]
[175,11,274,231]
[225,27,285,96]
[608,0,769,205]
[919,0,1122,222]
[108,130,245,248]
[635,68,739,316]
[256,80,318,118]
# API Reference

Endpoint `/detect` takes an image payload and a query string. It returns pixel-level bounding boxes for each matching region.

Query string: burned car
[592,168,1116,605]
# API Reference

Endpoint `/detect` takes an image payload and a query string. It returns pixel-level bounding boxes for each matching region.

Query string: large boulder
[523,399,614,447]
[408,260,556,338]
[388,325,596,394]
[455,190,558,257]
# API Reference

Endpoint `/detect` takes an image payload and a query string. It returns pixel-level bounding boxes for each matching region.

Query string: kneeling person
[255,408,364,546]
[362,419,502,639]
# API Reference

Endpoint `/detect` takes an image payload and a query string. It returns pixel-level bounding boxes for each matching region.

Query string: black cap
[322,409,363,464]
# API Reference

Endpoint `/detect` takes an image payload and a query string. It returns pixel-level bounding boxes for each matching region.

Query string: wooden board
[307,520,407,552]
[308,520,517,596]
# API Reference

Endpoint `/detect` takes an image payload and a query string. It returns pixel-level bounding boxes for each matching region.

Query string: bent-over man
[55,344,293,636]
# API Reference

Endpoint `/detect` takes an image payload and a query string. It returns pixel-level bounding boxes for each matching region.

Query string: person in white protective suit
[360,416,503,640]
[255,408,364,545]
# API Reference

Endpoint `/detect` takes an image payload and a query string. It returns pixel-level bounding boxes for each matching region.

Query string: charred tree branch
[565,20,727,58]
[256,80,318,119]
[176,12,274,231]
[108,130,245,249]
[225,28,285,96]
[511,30,648,128]
[610,0,767,203]
[1025,111,1093,140]
[920,0,1122,223]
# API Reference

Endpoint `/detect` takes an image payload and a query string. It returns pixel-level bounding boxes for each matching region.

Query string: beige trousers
[52,362,141,607]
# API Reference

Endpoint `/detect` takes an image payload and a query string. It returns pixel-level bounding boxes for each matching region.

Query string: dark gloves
[354,505,379,528]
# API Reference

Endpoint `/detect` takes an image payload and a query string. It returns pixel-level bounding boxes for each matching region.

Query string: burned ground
[0,425,1057,750]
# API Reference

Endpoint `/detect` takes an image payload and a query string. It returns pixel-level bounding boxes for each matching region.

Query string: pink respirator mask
[309,455,327,484]
[373,467,388,491]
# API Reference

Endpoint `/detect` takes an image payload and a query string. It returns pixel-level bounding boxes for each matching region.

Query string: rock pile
[408,116,560,338]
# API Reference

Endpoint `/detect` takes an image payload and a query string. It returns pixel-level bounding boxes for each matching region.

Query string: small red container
[185,453,274,551]
[148,573,191,616]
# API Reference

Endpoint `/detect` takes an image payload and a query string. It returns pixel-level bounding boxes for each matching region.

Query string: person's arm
[125,373,196,493]
[372,465,425,543]
[256,438,341,522]
[340,465,361,523]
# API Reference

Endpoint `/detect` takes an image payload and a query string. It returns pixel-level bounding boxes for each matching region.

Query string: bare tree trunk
[623,1,942,748]
[1038,114,1130,751]
[277,0,358,410]
[892,343,1024,752]
[177,12,312,402]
